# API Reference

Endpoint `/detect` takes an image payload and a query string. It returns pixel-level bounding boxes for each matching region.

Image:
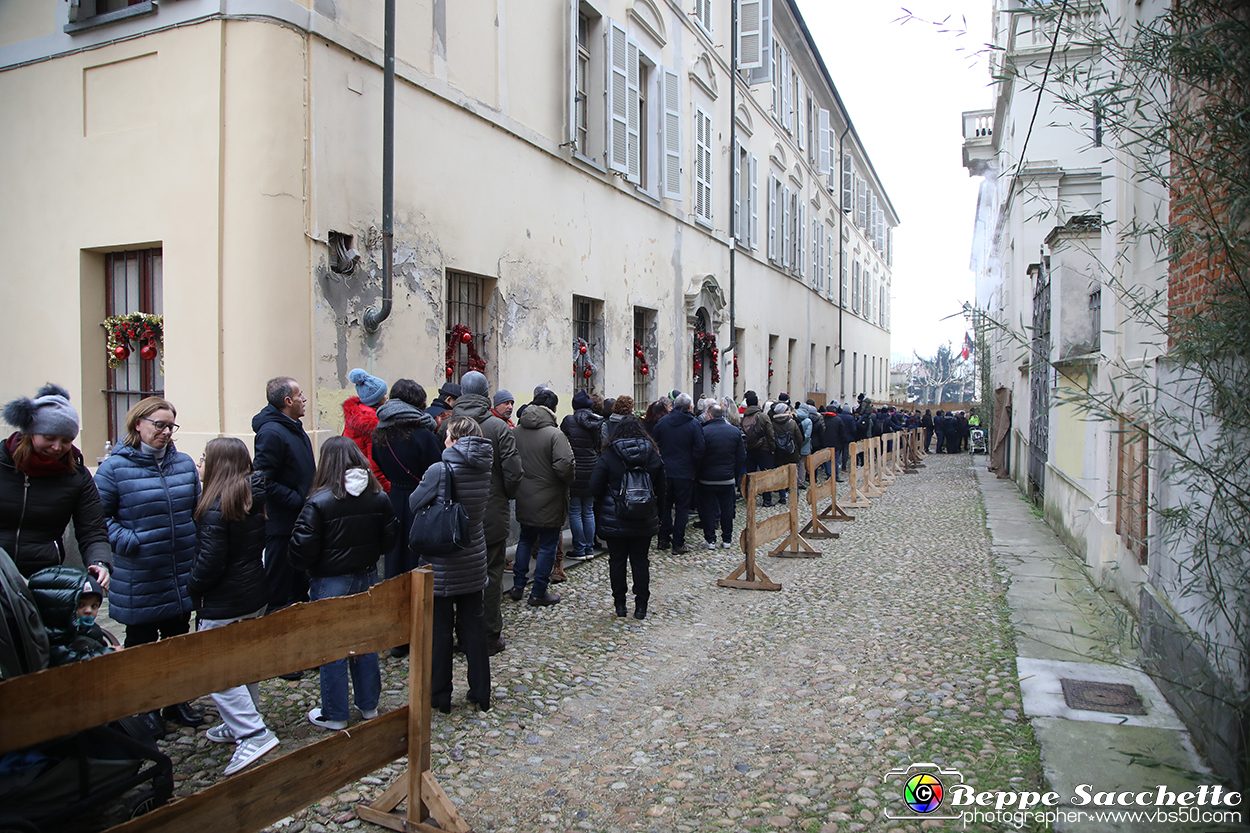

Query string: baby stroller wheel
[127,788,166,819]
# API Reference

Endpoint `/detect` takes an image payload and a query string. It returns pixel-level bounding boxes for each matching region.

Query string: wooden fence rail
[0,569,467,833]
[801,448,853,539]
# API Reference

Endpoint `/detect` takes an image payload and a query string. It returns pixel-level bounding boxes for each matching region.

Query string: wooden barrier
[0,570,468,833]
[903,429,924,472]
[719,464,817,591]
[801,448,853,539]
[862,438,886,497]
[843,440,872,508]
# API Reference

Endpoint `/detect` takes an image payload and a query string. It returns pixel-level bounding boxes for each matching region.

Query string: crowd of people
[0,375,977,776]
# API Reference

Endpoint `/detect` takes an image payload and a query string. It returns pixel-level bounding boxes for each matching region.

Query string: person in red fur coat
[343,368,390,492]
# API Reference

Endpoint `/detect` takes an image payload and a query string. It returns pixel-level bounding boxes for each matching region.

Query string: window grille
[1116,419,1149,564]
[634,307,656,406]
[445,270,488,382]
[573,295,603,394]
[105,249,163,443]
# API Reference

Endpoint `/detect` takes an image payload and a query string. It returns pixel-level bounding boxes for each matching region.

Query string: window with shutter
[781,185,791,268]
[852,259,860,313]
[886,226,893,267]
[856,177,867,230]
[768,173,779,262]
[746,0,772,85]
[770,38,780,113]
[626,40,641,183]
[697,0,712,32]
[818,109,830,181]
[841,257,849,307]
[826,224,835,297]
[606,19,629,174]
[841,152,853,213]
[739,0,762,67]
[795,75,805,150]
[870,193,878,249]
[795,197,805,278]
[749,154,759,250]
[733,141,743,243]
[780,47,792,134]
[662,69,682,199]
[694,106,713,225]
[811,217,820,286]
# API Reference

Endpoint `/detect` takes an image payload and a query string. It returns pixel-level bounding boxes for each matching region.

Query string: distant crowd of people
[1,374,978,778]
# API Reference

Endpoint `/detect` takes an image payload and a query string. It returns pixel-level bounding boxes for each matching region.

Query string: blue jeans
[567,495,596,556]
[513,525,560,598]
[309,570,381,722]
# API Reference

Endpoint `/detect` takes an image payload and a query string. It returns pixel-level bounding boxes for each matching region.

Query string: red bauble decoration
[139,341,158,361]
[583,369,593,379]
[579,344,588,355]
[461,330,473,344]
[635,349,643,358]
[641,366,649,375]
[113,344,130,360]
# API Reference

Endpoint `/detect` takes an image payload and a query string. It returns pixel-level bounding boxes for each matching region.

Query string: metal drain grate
[1060,678,1147,715]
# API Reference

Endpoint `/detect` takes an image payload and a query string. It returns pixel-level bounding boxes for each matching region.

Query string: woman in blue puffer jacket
[95,396,203,726]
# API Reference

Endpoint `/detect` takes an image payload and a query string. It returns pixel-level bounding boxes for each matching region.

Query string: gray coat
[408,436,493,597]
[438,393,523,544]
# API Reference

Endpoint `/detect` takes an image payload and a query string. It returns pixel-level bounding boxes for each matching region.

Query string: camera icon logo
[883,762,964,821]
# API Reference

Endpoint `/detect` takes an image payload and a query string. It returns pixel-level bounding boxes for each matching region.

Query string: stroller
[970,428,988,454]
[0,554,173,832]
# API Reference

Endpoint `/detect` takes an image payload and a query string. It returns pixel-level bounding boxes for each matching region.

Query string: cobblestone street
[126,452,1044,833]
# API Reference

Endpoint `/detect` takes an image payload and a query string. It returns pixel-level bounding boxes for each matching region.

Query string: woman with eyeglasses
[95,396,204,727]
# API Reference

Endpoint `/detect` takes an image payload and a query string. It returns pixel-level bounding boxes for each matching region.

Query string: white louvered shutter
[694,107,713,223]
[781,186,791,268]
[732,141,742,242]
[818,109,831,181]
[739,0,763,68]
[796,77,805,150]
[662,69,682,200]
[841,152,853,213]
[826,226,835,295]
[781,49,792,133]
[748,0,773,85]
[768,174,778,261]
[606,20,629,174]
[626,40,640,183]
[811,217,819,285]
[870,193,878,248]
[749,154,759,249]
[856,177,867,230]
[567,0,578,146]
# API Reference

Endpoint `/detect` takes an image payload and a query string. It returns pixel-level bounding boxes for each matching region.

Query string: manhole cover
[1060,678,1147,715]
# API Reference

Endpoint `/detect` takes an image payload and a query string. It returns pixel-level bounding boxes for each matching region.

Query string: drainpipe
[835,124,851,371]
[364,0,396,333]
[726,1,738,376]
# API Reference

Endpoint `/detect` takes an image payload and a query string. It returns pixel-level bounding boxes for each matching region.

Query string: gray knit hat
[493,390,515,407]
[460,371,490,398]
[3,383,81,439]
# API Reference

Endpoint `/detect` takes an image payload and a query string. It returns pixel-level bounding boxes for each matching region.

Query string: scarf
[7,432,75,477]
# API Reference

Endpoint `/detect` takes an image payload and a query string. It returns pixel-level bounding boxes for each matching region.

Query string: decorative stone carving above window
[689,53,718,99]
[628,0,666,48]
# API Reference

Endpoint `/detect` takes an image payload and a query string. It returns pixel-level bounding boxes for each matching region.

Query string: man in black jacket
[696,405,746,549]
[651,393,705,554]
[253,377,316,615]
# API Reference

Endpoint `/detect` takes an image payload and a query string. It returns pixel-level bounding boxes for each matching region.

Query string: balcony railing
[963,110,994,141]
[962,109,996,175]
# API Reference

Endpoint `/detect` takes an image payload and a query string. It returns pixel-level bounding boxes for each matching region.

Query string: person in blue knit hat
[343,368,390,492]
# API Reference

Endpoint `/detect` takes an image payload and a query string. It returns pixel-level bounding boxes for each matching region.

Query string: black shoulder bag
[408,464,470,556]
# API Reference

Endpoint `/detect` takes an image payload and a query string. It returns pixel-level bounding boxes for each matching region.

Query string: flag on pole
[961,332,973,360]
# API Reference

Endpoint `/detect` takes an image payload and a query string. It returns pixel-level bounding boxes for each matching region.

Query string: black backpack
[774,423,796,455]
[617,466,656,520]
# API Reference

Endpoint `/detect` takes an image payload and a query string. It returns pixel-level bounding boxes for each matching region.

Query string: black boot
[162,701,205,728]
[615,602,628,617]
[634,600,648,620]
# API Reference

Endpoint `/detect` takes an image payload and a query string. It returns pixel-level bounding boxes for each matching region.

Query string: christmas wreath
[692,331,720,384]
[102,313,163,371]
[574,338,597,380]
[633,340,650,376]
[733,353,739,379]
[445,324,486,380]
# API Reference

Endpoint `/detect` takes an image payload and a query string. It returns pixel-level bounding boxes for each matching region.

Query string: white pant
[197,607,268,740]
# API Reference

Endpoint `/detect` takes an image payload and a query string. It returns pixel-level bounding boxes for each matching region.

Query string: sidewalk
[976,467,1222,832]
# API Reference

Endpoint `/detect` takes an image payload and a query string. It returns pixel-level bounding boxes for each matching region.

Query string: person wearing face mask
[27,566,115,666]
[0,384,113,587]
[95,396,203,727]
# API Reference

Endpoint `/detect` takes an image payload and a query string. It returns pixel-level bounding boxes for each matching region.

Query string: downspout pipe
[364,0,396,333]
[727,2,738,372]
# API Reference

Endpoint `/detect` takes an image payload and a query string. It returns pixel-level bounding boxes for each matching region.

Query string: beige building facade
[0,0,895,460]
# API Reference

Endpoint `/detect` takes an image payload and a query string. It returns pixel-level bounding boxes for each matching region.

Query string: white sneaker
[359,707,379,720]
[721,542,733,549]
[307,707,348,731]
[703,541,717,550]
[224,730,279,776]
[206,723,235,744]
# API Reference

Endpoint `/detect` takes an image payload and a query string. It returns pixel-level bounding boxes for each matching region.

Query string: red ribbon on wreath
[574,338,596,380]
[445,324,486,380]
[633,340,650,377]
[692,331,720,384]
[733,354,739,378]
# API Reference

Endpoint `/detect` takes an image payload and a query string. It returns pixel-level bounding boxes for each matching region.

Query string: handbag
[408,463,469,556]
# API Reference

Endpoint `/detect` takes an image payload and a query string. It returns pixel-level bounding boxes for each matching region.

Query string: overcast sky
[795,0,994,364]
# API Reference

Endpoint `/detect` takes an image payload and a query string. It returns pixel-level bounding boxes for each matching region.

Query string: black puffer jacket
[28,566,111,666]
[589,438,666,539]
[560,408,604,498]
[0,438,112,578]
[188,474,269,619]
[697,418,746,485]
[251,405,315,536]
[435,393,522,544]
[288,479,397,578]
[409,436,493,597]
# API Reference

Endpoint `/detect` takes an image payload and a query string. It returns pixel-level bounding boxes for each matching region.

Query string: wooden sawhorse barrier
[0,569,468,833]
[843,440,873,508]
[801,448,854,539]
[719,464,818,591]
[903,429,924,472]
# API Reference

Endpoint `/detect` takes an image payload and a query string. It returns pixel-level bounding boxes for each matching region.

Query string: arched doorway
[684,275,727,402]
[693,309,713,402]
